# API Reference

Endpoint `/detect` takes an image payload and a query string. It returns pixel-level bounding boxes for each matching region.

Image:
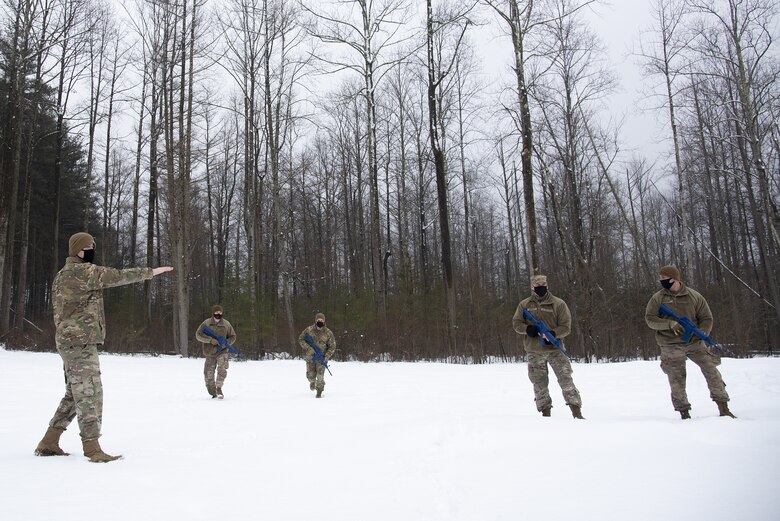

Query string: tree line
[1,0,777,362]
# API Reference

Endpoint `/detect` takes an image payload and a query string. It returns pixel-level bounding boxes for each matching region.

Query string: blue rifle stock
[522,308,570,358]
[304,334,332,375]
[202,326,240,355]
[658,304,724,353]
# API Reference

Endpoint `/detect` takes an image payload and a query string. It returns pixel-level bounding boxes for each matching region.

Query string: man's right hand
[670,321,685,336]
[152,266,174,276]
[210,338,218,346]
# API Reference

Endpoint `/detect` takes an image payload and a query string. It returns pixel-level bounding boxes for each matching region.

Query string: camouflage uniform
[513,291,582,412]
[645,283,729,412]
[195,317,236,396]
[48,257,153,441]
[298,324,336,393]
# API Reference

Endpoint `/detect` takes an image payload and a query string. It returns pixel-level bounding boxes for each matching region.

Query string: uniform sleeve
[226,323,237,345]
[90,265,153,290]
[512,303,528,335]
[195,320,212,343]
[298,328,313,355]
[552,300,572,339]
[694,292,714,335]
[645,293,670,331]
[325,330,336,359]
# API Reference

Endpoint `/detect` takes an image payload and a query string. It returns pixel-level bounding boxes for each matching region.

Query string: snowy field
[1,347,778,521]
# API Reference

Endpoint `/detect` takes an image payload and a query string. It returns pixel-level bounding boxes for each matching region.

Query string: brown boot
[716,401,736,418]
[316,389,323,398]
[216,387,224,399]
[569,405,585,419]
[541,407,551,417]
[35,427,69,456]
[83,439,122,463]
[680,409,691,420]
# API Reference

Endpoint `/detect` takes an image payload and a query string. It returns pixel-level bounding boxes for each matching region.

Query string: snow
[1,347,779,521]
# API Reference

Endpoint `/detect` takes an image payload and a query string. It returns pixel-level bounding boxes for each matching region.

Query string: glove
[542,330,557,345]
[669,321,685,336]
[210,338,218,346]
[526,325,539,337]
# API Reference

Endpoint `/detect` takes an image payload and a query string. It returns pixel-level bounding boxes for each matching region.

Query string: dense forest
[1,0,778,361]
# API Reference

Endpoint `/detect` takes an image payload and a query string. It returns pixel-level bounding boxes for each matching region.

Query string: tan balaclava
[68,232,95,257]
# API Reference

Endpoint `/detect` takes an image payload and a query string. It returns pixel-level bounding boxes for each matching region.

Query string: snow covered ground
[1,347,778,521]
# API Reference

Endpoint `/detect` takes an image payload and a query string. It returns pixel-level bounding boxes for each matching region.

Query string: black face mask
[213,314,223,320]
[660,279,674,290]
[82,249,95,264]
[316,321,325,328]
[533,286,548,297]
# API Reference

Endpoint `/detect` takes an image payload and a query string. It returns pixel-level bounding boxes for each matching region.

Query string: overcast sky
[432,0,672,195]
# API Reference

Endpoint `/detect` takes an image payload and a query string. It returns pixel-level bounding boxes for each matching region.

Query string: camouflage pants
[660,343,729,411]
[48,343,103,441]
[204,352,229,392]
[306,360,326,392]
[527,351,582,411]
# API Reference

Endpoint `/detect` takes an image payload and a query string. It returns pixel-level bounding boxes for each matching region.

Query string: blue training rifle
[303,334,332,375]
[202,326,240,355]
[522,308,570,358]
[658,304,724,353]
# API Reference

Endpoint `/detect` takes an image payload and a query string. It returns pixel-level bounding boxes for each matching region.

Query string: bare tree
[81,0,113,229]
[100,28,124,265]
[425,0,477,348]
[0,0,37,333]
[15,0,56,330]
[687,0,780,328]
[263,0,308,349]
[639,0,695,279]
[50,0,90,278]
[303,0,415,329]
[217,0,267,334]
[483,0,541,276]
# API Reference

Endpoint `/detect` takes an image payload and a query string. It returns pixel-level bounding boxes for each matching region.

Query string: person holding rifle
[645,265,736,419]
[195,305,237,399]
[298,312,336,398]
[513,274,584,419]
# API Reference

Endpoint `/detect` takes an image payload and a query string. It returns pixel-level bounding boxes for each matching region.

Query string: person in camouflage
[35,232,173,462]
[195,305,237,399]
[645,265,736,420]
[298,312,336,398]
[513,274,584,419]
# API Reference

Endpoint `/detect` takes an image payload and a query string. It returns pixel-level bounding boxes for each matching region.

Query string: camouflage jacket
[52,257,153,346]
[512,292,572,354]
[645,283,713,347]
[195,318,237,357]
[298,324,336,360]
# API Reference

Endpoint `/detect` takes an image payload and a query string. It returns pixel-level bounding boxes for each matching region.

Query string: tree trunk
[426,0,456,349]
